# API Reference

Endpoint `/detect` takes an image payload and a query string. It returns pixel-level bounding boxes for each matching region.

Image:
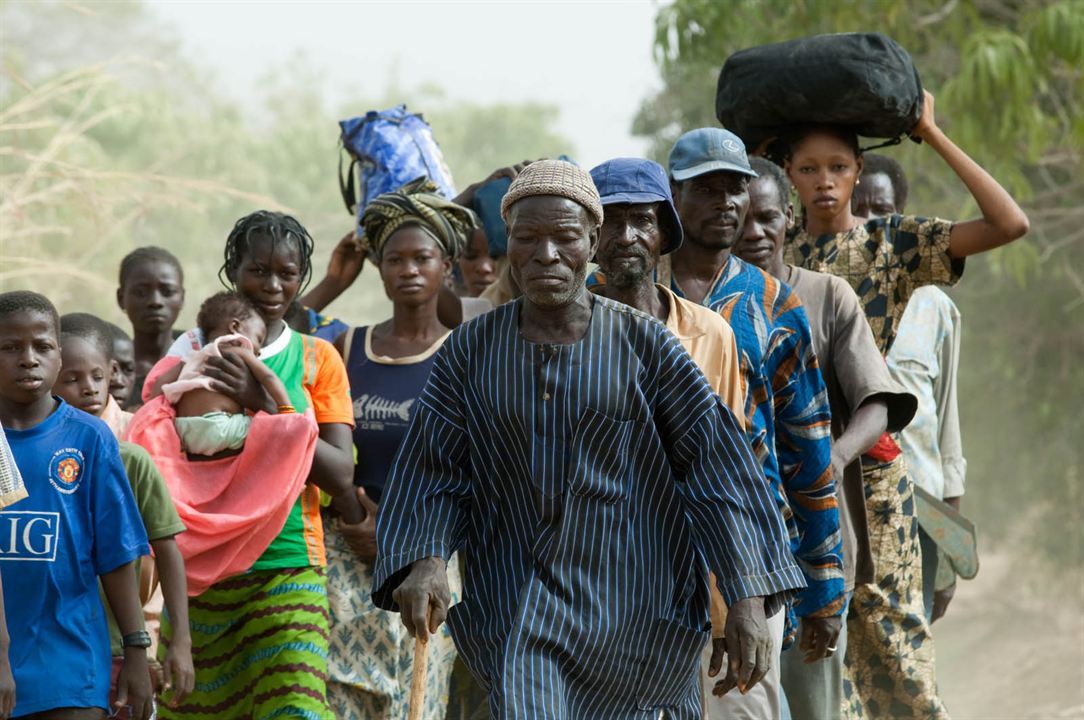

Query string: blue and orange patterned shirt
[591,255,844,621]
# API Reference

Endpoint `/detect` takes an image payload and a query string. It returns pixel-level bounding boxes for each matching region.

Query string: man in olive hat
[372,159,804,718]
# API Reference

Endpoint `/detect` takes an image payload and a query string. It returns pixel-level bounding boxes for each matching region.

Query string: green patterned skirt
[158,566,332,720]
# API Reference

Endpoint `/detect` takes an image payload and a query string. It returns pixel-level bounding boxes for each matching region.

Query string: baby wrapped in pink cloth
[126,292,318,593]
[162,334,258,456]
[162,332,254,402]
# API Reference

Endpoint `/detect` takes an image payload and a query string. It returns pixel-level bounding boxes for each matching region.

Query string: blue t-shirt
[1,400,149,716]
[345,326,447,502]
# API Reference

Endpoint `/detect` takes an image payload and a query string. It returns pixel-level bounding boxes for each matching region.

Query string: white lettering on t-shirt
[0,511,60,561]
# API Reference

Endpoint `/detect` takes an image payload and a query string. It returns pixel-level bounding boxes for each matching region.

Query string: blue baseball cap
[589,158,683,255]
[668,128,757,182]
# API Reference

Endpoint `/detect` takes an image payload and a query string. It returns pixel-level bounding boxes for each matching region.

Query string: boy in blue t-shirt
[0,291,153,720]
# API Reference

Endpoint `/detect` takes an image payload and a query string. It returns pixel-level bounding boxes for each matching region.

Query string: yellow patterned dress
[324,523,461,720]
[789,214,961,720]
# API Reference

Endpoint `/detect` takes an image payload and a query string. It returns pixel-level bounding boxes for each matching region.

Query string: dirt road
[933,550,1084,719]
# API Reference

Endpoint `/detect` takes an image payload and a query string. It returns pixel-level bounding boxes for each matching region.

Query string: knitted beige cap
[500,159,604,227]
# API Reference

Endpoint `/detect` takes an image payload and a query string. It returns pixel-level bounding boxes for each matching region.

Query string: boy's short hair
[0,291,60,334]
[104,321,132,344]
[60,313,114,361]
[196,291,259,339]
[118,246,185,288]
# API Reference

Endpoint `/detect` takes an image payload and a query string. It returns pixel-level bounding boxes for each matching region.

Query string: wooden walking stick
[408,607,431,720]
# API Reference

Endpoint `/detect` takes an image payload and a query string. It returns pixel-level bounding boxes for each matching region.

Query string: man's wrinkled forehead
[602,201,660,216]
[508,196,592,231]
[686,170,749,191]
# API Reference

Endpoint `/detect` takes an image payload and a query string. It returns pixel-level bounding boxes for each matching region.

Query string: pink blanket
[125,394,319,595]
[161,333,254,404]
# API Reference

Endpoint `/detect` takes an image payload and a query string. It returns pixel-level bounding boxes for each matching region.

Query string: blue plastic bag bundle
[338,105,457,228]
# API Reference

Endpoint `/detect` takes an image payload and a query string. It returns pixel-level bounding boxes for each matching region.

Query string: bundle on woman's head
[358,176,478,263]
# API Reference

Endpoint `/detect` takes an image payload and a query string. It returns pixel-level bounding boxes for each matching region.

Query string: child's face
[208,313,267,353]
[117,260,185,335]
[56,337,112,417]
[0,311,61,406]
[232,237,303,325]
[109,337,135,405]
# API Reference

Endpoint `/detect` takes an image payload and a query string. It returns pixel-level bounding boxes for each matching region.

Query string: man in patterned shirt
[372,159,805,719]
[664,129,845,719]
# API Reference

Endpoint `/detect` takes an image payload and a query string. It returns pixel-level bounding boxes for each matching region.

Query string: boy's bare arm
[101,561,153,720]
[232,348,293,409]
[149,537,194,705]
[0,574,14,718]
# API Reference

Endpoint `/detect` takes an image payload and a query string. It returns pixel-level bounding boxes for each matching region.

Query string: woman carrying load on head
[325,177,475,720]
[780,91,1027,719]
[136,211,362,720]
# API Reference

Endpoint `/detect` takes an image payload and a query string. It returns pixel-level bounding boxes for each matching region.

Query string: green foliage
[0,2,575,330]
[638,0,1084,566]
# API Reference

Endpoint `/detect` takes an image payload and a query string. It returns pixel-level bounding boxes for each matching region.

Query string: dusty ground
[932,550,1084,719]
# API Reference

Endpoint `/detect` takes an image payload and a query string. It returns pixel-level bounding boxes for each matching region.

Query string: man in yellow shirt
[587,158,745,420]
[588,157,760,712]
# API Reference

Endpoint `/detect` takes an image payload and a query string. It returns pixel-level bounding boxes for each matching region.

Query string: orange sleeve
[709,573,728,638]
[306,337,354,426]
[717,324,748,431]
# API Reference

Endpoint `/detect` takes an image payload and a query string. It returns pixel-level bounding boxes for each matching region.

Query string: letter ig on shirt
[0,512,60,561]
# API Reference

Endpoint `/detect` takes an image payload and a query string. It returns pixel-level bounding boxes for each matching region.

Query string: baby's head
[196,291,266,350]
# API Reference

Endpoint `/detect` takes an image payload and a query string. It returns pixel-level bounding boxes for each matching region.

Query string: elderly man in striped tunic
[372,159,805,719]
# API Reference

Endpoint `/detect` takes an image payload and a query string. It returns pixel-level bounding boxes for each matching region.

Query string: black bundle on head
[60,313,114,361]
[0,291,60,334]
[749,157,791,212]
[219,211,314,291]
[196,291,259,339]
[118,246,184,288]
[860,153,909,213]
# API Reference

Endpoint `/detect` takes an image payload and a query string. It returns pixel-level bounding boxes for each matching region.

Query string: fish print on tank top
[343,326,448,502]
[353,394,416,429]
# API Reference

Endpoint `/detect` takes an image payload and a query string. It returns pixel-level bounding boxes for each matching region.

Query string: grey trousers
[701,608,786,719]
[779,615,848,720]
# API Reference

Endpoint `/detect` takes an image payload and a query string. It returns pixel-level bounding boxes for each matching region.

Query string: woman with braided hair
[324,177,475,720]
[136,210,361,720]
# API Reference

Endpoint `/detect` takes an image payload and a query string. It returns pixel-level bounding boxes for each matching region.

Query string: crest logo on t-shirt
[48,448,84,494]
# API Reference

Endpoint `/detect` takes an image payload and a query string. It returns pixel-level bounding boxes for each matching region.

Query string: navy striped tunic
[373,294,804,719]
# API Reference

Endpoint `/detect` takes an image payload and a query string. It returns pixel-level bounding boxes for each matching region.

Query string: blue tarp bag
[338,105,457,226]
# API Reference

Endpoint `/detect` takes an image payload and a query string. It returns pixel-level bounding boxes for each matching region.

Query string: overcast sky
[149,0,664,169]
